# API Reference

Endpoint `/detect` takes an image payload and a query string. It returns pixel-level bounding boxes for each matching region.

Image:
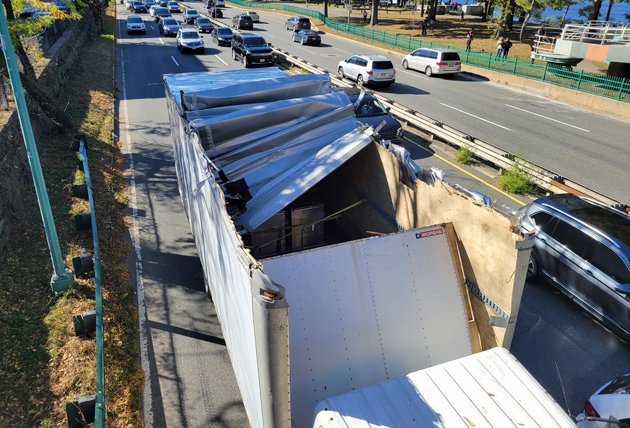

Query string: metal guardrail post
[513,58,518,74]
[0,3,74,293]
[78,142,105,428]
[542,62,548,81]
[487,52,492,67]
[577,69,584,90]
[618,78,627,101]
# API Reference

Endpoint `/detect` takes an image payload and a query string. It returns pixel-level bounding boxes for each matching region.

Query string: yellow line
[404,137,526,207]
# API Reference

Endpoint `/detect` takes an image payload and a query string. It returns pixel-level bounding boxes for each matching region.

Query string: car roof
[356,54,390,61]
[533,194,630,250]
[241,33,262,38]
[127,14,142,19]
[180,27,199,32]
[416,47,454,52]
[337,87,375,101]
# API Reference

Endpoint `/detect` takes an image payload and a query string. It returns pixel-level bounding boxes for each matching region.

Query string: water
[489,1,630,24]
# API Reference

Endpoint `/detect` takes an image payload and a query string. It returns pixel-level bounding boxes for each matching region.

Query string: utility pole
[0,5,74,293]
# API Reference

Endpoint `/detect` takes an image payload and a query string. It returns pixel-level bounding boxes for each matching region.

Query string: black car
[153,6,171,22]
[208,6,222,18]
[130,1,148,12]
[338,87,403,142]
[196,17,214,33]
[232,14,253,30]
[158,17,180,36]
[292,29,321,46]
[211,26,233,46]
[231,33,273,67]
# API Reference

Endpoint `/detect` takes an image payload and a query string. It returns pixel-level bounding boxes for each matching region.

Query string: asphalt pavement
[116,2,629,426]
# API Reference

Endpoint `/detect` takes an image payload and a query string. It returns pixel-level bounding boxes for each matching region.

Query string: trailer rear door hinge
[465,279,513,328]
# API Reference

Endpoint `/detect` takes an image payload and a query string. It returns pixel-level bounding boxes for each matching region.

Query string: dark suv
[518,194,630,341]
[232,14,253,30]
[285,16,311,31]
[231,33,273,67]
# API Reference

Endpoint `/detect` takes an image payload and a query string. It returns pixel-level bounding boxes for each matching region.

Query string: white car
[126,15,146,34]
[176,28,204,53]
[402,47,461,77]
[577,372,630,427]
[337,54,395,88]
[183,8,199,24]
[149,4,159,16]
[246,11,259,22]
[125,0,134,10]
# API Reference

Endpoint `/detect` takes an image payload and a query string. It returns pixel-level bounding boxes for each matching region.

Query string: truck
[164,68,569,427]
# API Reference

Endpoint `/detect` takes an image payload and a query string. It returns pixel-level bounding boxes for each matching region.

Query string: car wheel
[242,55,248,68]
[232,50,237,60]
[425,66,433,77]
[357,74,364,88]
[527,252,539,280]
[402,59,408,69]
[337,67,345,79]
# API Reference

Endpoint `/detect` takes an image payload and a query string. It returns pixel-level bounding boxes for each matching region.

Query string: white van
[215,0,224,6]
[402,47,461,77]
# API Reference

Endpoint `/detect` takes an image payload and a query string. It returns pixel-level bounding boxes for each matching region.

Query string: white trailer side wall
[262,226,474,427]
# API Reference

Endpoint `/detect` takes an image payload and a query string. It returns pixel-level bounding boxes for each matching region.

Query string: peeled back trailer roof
[314,347,576,428]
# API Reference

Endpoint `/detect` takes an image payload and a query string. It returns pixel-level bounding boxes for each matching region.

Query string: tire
[527,252,539,280]
[402,59,408,69]
[425,66,433,77]
[242,54,248,68]
[357,74,364,88]
[337,67,345,79]
[177,42,181,50]
[232,49,237,60]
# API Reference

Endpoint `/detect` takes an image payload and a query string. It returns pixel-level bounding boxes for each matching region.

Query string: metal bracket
[465,279,513,328]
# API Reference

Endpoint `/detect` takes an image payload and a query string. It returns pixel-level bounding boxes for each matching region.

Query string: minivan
[517,194,630,341]
[402,48,461,77]
[232,14,254,30]
[285,16,311,31]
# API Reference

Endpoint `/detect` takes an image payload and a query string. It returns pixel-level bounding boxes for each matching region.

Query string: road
[116,2,629,426]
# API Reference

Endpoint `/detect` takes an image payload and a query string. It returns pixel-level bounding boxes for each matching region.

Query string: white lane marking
[505,104,591,133]
[119,47,154,428]
[214,54,228,65]
[440,102,512,131]
[159,37,165,45]
[171,55,180,66]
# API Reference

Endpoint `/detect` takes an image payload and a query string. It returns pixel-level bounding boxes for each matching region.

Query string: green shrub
[497,162,535,194]
[455,146,474,165]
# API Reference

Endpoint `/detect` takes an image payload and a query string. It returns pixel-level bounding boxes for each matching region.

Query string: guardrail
[273,47,628,212]
[561,21,630,44]
[225,0,630,102]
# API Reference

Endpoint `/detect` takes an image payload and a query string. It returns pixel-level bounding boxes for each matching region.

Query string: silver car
[337,54,395,88]
[517,194,630,341]
[402,48,461,77]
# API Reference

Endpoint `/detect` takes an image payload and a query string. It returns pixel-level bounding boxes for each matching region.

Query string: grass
[497,161,535,194]
[455,145,474,165]
[0,2,142,426]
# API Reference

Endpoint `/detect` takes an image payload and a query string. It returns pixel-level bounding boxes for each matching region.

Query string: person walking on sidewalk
[465,28,474,51]
[501,37,513,60]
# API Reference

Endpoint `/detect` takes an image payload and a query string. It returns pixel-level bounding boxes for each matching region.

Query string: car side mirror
[614,283,630,295]
[268,43,273,47]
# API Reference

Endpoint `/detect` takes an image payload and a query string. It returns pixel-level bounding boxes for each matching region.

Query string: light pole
[0,5,74,292]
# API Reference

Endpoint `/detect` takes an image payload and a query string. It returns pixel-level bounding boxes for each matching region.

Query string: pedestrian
[495,37,504,59]
[536,24,546,37]
[501,37,512,60]
[421,19,428,36]
[428,18,434,30]
[362,9,367,23]
[465,28,474,51]
[460,9,464,22]
[453,1,457,9]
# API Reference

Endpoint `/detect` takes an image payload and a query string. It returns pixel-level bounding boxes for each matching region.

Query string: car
[285,16,311,31]
[126,15,147,34]
[231,33,273,67]
[211,26,233,46]
[144,0,156,8]
[338,87,403,142]
[176,28,205,53]
[131,1,148,12]
[337,54,395,88]
[149,4,159,16]
[153,6,171,21]
[292,29,321,46]
[232,14,253,30]
[215,0,224,6]
[158,17,180,36]
[402,48,461,77]
[245,11,259,23]
[208,6,222,17]
[166,1,180,12]
[183,8,200,24]
[576,372,630,427]
[196,17,214,33]
[158,0,168,6]
[125,0,134,9]
[517,194,630,342]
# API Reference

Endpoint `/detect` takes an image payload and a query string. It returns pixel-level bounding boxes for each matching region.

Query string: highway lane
[205,3,630,204]
[116,3,248,426]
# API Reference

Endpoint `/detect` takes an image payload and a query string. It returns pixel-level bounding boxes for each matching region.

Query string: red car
[207,6,222,17]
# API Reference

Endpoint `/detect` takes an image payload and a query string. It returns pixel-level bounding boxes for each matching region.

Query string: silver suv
[402,48,461,77]
[517,194,630,341]
[337,54,395,88]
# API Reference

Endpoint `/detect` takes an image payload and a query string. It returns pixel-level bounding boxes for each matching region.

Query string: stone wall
[0,15,96,259]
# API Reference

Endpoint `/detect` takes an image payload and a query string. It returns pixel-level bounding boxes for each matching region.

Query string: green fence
[228,0,629,102]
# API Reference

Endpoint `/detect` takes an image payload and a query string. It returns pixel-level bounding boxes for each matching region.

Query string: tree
[323,0,328,17]
[370,0,378,25]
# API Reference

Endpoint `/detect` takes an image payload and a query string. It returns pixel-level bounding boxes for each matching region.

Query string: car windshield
[128,17,143,23]
[355,98,388,118]
[162,18,177,25]
[372,61,394,69]
[181,31,199,39]
[187,10,198,15]
[156,7,168,12]
[217,28,231,34]
[239,15,252,21]
[244,37,266,46]
[133,2,143,5]
[442,52,460,61]
[168,1,177,4]
[298,18,309,23]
